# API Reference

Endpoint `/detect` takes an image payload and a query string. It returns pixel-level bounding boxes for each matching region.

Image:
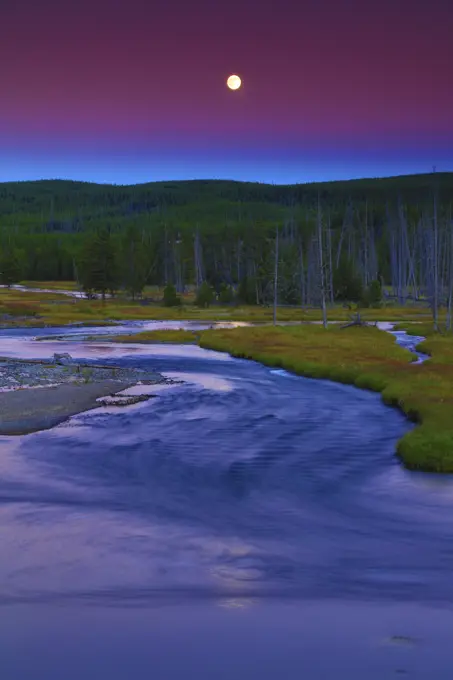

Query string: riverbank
[104,329,201,343]
[0,381,139,435]
[0,355,167,435]
[99,323,453,471]
[194,325,453,473]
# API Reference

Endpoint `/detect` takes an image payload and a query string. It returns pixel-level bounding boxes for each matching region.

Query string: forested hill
[1,173,452,224]
[0,173,452,304]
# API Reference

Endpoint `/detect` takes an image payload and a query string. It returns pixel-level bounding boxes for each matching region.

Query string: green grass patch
[0,301,39,317]
[20,280,79,291]
[0,285,439,328]
[110,329,199,344]
[197,325,453,473]
[394,322,453,362]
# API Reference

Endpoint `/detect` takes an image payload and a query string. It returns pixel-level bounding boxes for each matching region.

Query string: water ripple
[0,324,452,607]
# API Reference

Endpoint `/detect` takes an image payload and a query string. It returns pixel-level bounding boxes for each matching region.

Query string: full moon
[227,74,242,90]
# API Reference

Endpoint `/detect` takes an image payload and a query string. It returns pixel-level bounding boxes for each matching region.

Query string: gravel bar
[0,355,168,435]
[0,380,138,435]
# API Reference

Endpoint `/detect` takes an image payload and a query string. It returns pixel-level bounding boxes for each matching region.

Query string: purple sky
[1,0,452,184]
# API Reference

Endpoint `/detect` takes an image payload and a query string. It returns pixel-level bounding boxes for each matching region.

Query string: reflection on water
[217,597,257,609]
[0,330,235,362]
[1,321,453,679]
[0,284,87,298]
[1,330,452,607]
[164,372,235,392]
[2,600,453,680]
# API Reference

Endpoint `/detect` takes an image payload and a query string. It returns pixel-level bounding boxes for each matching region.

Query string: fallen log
[340,312,377,329]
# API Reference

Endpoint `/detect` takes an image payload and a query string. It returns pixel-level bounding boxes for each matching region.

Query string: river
[0,323,452,679]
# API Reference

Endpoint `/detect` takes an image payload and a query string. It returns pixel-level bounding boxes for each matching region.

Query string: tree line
[1,175,452,329]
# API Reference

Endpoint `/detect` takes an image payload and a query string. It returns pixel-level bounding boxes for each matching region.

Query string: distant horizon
[1,167,452,188]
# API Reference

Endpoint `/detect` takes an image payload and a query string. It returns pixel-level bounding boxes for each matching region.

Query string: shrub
[361,279,382,308]
[237,277,257,305]
[0,249,23,287]
[162,284,181,307]
[195,282,214,308]
[218,284,234,304]
[333,257,363,302]
[1,302,38,317]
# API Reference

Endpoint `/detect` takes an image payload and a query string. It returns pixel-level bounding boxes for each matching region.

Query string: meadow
[0,284,437,327]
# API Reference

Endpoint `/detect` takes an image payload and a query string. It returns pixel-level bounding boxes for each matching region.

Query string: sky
[1,0,452,185]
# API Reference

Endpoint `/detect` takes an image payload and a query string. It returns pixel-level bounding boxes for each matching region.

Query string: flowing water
[0,323,452,679]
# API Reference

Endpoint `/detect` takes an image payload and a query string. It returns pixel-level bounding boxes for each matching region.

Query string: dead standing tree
[194,226,204,288]
[317,195,328,328]
[447,216,453,331]
[273,225,279,326]
[432,191,440,331]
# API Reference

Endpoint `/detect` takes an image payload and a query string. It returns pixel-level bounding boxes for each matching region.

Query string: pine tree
[218,283,234,304]
[122,226,149,299]
[195,282,214,307]
[78,228,119,300]
[333,256,363,302]
[362,279,382,307]
[0,248,22,287]
[237,277,256,305]
[163,284,181,307]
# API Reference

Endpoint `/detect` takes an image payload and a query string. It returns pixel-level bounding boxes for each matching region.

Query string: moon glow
[227,74,242,90]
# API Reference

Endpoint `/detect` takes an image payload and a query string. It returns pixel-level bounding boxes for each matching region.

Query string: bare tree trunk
[129,237,136,299]
[174,238,183,293]
[363,201,369,287]
[251,257,260,305]
[72,258,80,287]
[446,217,453,331]
[273,225,279,325]
[398,201,406,304]
[336,203,351,268]
[433,193,439,331]
[298,237,305,307]
[163,223,168,285]
[194,226,203,288]
[327,214,334,304]
[236,238,242,284]
[317,196,328,328]
[307,254,313,306]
